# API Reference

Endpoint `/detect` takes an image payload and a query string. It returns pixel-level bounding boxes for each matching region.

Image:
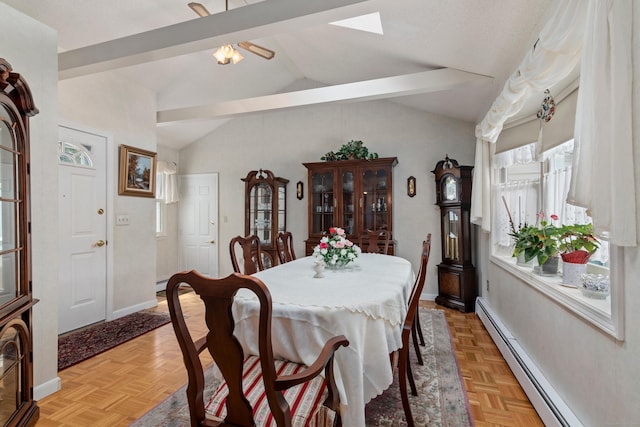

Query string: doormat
[58,310,171,371]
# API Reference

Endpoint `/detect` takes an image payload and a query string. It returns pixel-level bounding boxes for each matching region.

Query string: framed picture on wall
[118,145,157,197]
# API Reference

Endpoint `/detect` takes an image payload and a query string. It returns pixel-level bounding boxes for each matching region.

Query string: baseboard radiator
[475,297,583,427]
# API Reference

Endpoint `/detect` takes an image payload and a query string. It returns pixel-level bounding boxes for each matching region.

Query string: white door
[179,174,219,277]
[58,125,107,334]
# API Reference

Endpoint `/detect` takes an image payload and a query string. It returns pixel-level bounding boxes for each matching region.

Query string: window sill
[491,255,623,340]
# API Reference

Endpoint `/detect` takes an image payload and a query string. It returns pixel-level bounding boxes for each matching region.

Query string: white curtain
[156,160,179,204]
[568,0,636,246]
[472,0,586,231]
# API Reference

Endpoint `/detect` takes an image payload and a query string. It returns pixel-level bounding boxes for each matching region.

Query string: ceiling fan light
[231,50,244,64]
[213,47,227,62]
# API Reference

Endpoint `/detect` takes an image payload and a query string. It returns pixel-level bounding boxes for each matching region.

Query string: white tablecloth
[232,254,415,427]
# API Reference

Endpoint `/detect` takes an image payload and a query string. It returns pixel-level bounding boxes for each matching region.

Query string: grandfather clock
[432,156,476,312]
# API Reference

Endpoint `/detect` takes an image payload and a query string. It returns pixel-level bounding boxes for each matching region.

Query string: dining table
[231,253,415,427]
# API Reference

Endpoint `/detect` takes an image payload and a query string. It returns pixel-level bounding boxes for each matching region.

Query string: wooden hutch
[242,169,288,268]
[303,157,397,255]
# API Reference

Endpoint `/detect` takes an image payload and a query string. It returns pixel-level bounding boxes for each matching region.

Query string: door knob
[96,240,106,247]
[209,240,215,244]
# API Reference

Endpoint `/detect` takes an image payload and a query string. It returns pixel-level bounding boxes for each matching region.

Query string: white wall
[179,100,476,296]
[0,2,60,396]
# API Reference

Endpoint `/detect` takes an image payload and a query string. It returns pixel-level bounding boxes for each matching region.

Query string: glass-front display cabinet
[303,157,397,255]
[0,58,40,426]
[242,169,288,267]
[432,156,476,312]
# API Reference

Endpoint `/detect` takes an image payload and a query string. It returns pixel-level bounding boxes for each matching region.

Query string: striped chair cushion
[205,356,335,427]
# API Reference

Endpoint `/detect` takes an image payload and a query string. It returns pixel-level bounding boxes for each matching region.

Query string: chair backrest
[230,235,264,274]
[403,234,431,340]
[362,229,391,254]
[167,270,348,427]
[275,231,296,264]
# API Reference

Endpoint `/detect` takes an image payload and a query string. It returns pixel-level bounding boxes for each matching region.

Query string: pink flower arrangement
[313,227,361,267]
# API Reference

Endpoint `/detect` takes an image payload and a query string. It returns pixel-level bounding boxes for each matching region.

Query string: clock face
[443,176,457,201]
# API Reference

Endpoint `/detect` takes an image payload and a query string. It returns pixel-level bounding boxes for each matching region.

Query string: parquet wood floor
[36,295,543,426]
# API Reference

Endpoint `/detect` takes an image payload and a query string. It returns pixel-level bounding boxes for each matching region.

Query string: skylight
[329,12,383,35]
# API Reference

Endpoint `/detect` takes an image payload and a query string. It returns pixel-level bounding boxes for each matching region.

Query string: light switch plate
[116,214,130,226]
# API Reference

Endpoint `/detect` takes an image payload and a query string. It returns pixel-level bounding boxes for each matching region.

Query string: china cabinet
[0,59,39,425]
[303,157,397,255]
[242,169,288,268]
[432,156,476,312]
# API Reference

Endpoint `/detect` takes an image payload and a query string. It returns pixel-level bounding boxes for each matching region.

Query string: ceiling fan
[188,1,276,64]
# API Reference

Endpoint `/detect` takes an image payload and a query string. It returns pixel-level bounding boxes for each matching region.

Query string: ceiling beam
[58,0,378,79]
[157,68,493,123]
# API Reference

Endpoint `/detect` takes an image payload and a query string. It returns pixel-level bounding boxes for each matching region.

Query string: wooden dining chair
[229,235,264,274]
[166,270,350,427]
[397,233,431,427]
[275,231,296,264]
[361,229,391,254]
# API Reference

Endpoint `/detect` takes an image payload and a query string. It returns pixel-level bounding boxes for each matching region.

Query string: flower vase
[325,262,348,270]
[561,261,587,288]
[516,252,533,267]
[533,256,559,276]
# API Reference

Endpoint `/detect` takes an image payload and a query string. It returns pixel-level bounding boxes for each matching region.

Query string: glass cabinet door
[277,182,286,234]
[0,108,21,308]
[249,182,272,245]
[442,208,461,262]
[361,167,389,232]
[311,171,334,234]
[340,170,356,235]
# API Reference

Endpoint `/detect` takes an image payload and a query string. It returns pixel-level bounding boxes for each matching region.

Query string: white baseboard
[475,297,583,427]
[156,280,167,292]
[420,292,437,301]
[34,376,61,400]
[111,299,158,320]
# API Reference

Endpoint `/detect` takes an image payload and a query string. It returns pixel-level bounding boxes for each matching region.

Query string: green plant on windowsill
[321,140,379,161]
[511,213,560,266]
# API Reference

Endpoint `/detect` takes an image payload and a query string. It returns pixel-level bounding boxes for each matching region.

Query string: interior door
[58,125,107,334]
[179,174,219,277]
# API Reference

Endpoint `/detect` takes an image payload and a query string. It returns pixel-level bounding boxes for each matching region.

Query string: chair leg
[411,322,424,366]
[415,309,425,346]
[406,350,418,396]
[398,348,415,427]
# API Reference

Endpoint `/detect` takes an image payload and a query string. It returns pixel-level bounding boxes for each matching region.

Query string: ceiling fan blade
[238,41,275,60]
[188,2,211,17]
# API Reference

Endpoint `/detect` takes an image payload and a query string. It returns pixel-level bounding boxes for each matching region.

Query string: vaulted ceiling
[5,0,560,149]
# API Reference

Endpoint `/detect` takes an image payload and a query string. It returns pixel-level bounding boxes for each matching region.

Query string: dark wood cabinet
[303,157,398,255]
[242,169,288,268]
[0,58,40,426]
[432,156,476,312]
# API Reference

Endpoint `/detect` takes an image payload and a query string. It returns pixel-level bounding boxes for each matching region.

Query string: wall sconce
[296,181,304,200]
[407,176,416,197]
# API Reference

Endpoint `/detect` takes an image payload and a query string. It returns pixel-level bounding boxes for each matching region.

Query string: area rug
[131,308,473,427]
[58,310,171,371]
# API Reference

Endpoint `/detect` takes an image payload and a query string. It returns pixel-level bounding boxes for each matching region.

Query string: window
[491,140,620,338]
[155,171,166,236]
[156,201,165,236]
